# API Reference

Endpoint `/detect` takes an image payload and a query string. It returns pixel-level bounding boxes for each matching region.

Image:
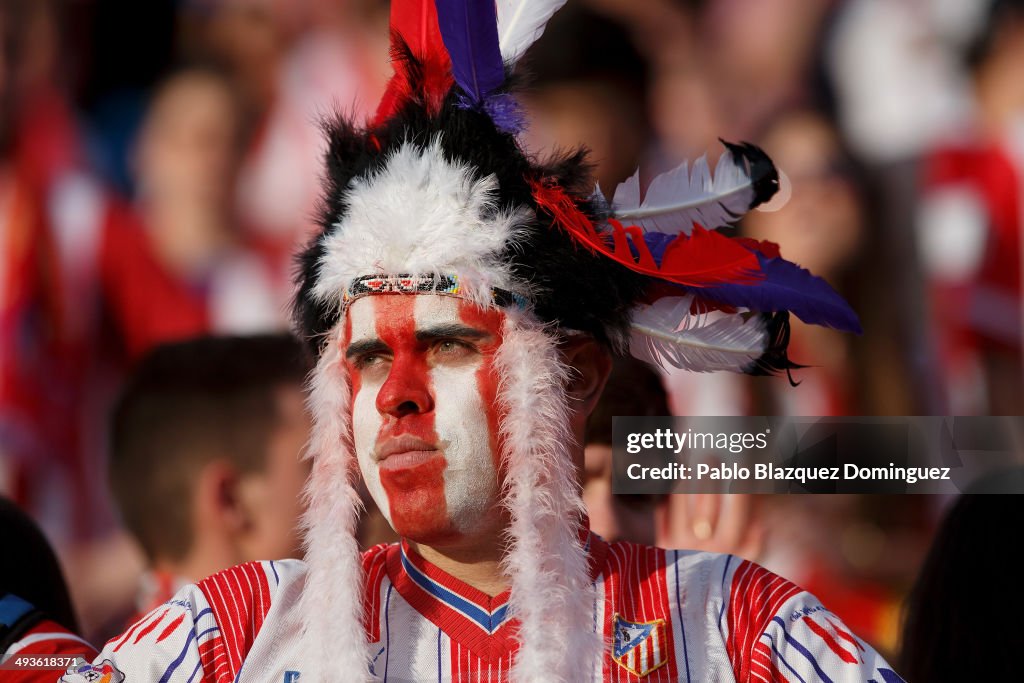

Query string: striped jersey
[72,534,903,682]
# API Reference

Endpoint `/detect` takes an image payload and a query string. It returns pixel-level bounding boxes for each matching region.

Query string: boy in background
[108,334,311,619]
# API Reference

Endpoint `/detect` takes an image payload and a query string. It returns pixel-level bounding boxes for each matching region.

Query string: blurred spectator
[916,0,1024,415]
[698,0,832,141]
[108,334,311,626]
[0,497,98,681]
[825,0,981,166]
[0,497,80,634]
[519,4,650,191]
[583,355,667,545]
[134,67,244,284]
[1,0,207,547]
[583,355,764,559]
[742,109,865,416]
[900,470,1024,681]
[132,65,280,332]
[180,0,389,290]
[825,0,993,416]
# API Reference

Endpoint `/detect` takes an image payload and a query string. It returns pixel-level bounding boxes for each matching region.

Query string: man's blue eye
[436,340,473,355]
[356,354,386,369]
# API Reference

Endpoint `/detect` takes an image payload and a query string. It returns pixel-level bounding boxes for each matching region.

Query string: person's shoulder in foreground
[62,559,306,682]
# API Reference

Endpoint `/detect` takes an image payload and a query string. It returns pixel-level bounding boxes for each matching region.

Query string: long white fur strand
[496,312,604,682]
[297,340,368,681]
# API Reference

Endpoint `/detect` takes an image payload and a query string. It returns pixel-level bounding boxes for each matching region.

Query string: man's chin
[392,520,463,547]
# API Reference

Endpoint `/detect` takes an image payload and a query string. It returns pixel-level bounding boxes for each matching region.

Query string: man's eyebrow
[415,324,490,342]
[345,338,389,359]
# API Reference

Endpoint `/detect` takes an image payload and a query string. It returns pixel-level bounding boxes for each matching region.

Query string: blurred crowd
[2,0,1024,678]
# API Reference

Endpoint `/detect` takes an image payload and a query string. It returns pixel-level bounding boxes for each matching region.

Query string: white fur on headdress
[496,311,604,682]
[312,138,531,311]
[297,342,367,680]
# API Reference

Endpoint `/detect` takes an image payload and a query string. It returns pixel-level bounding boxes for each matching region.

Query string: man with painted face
[72,2,903,682]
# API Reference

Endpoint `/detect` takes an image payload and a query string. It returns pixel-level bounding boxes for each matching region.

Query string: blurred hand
[654,494,765,561]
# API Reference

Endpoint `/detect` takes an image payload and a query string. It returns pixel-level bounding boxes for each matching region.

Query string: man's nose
[375,358,434,417]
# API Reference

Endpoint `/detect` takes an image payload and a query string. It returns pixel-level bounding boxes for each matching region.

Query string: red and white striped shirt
[75,534,902,682]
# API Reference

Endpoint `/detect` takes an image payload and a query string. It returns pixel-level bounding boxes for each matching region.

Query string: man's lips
[374,435,442,471]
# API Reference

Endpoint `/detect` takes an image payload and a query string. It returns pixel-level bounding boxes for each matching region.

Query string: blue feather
[435,0,506,104]
[639,230,860,332]
[683,253,862,333]
[642,231,676,262]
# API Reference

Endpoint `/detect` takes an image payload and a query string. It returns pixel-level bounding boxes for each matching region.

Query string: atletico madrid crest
[612,613,669,677]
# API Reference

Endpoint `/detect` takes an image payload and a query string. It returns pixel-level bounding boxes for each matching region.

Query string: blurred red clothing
[924,142,1021,354]
[99,199,209,359]
[1,161,207,540]
[919,137,1024,413]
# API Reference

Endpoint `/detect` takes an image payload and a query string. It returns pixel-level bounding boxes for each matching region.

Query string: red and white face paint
[342,293,506,544]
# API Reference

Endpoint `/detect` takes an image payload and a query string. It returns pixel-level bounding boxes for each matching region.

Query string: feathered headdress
[292,1,860,680]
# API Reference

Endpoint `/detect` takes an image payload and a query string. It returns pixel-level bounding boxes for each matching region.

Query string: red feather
[531,180,603,247]
[530,179,762,287]
[372,0,454,126]
[657,223,762,286]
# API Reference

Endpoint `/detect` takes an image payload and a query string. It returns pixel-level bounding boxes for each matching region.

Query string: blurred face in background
[582,443,657,545]
[235,384,312,561]
[135,70,243,209]
[199,0,286,111]
[521,82,646,193]
[743,111,864,277]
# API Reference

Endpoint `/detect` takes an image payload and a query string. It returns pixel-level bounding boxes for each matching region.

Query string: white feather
[589,182,609,213]
[629,296,768,373]
[496,0,569,65]
[611,149,759,234]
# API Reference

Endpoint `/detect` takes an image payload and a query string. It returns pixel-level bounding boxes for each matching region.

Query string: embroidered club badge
[612,613,669,677]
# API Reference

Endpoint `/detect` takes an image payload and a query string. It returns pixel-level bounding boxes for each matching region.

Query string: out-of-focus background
[2,0,1023,667]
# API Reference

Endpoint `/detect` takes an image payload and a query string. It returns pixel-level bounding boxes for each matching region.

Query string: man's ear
[195,459,249,536]
[562,335,613,419]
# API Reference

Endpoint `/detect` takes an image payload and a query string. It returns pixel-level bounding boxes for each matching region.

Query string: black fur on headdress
[293,50,648,356]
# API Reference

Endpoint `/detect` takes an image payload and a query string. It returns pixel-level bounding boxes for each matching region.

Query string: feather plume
[435,0,506,104]
[687,252,863,333]
[637,234,861,333]
[531,179,762,287]
[372,0,452,125]
[611,141,779,233]
[629,296,771,373]
[496,0,569,65]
